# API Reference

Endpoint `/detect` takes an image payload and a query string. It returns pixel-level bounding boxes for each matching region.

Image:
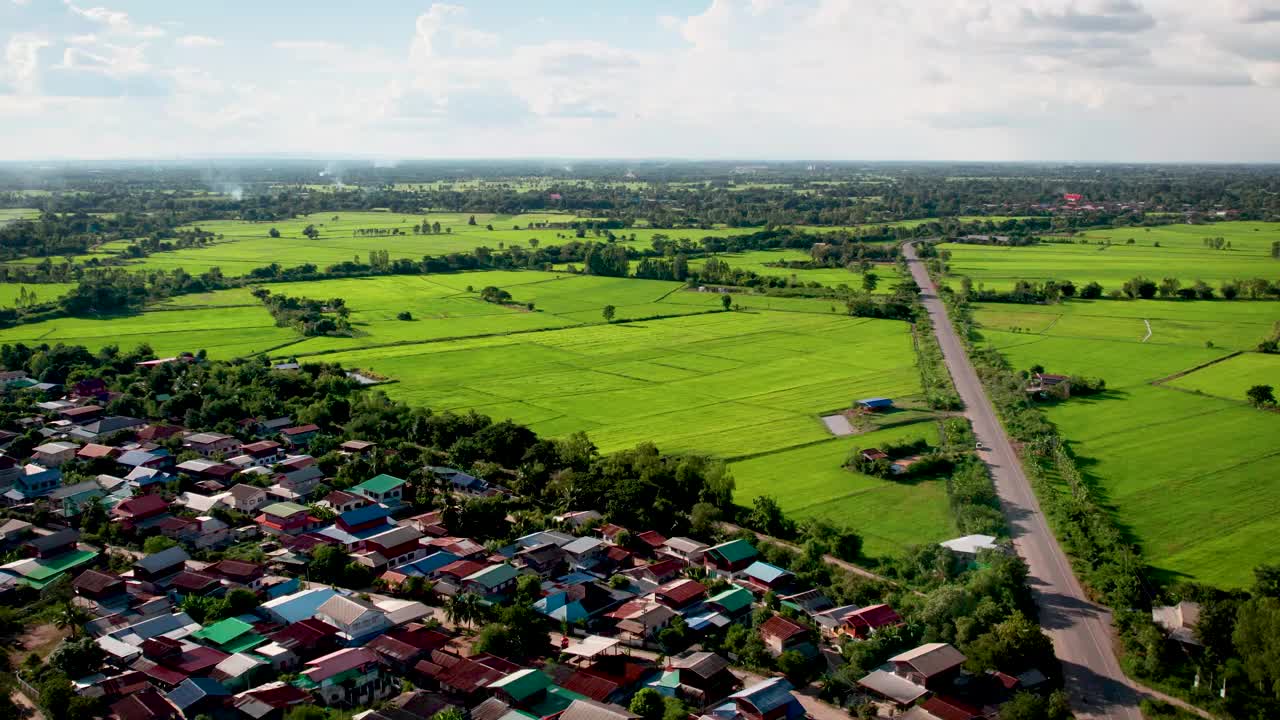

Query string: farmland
[970,299,1280,587]
[730,421,954,559]
[941,220,1280,291]
[0,282,75,307]
[688,250,905,291]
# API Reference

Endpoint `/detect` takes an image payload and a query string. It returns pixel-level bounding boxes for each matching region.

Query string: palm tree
[445,592,483,629]
[54,602,90,638]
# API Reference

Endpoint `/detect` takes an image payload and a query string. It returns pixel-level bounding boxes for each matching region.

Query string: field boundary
[1149,351,1243,386]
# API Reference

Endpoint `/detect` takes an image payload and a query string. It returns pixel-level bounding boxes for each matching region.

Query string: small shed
[856,398,894,412]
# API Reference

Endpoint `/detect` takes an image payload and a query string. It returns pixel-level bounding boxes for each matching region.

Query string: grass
[1167,352,1280,401]
[971,299,1280,587]
[730,421,954,559]
[0,208,40,224]
[0,282,75,307]
[688,250,905,291]
[940,221,1280,291]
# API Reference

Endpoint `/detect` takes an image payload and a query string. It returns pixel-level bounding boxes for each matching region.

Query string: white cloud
[177,35,222,49]
[65,2,166,39]
[3,34,50,93]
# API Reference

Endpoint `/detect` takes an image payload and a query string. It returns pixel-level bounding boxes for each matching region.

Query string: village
[0,367,1069,720]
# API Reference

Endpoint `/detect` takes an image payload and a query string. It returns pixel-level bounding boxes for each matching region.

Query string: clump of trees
[1246,384,1275,408]
[479,286,514,305]
[252,288,352,336]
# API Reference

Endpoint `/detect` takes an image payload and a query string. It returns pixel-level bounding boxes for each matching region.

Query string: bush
[396,311,413,321]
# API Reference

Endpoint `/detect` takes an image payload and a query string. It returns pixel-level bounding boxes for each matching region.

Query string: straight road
[903,242,1143,720]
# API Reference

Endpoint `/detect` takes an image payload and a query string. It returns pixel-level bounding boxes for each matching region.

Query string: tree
[269,228,281,238]
[721,294,732,310]
[777,650,813,686]
[862,272,879,293]
[964,613,1056,674]
[431,710,465,720]
[629,689,665,720]
[1257,564,1280,599]
[999,691,1071,720]
[49,637,105,678]
[285,706,330,720]
[445,592,484,629]
[397,311,413,321]
[748,495,795,538]
[142,535,178,554]
[1234,597,1280,700]
[1079,281,1104,299]
[602,305,616,323]
[54,602,90,639]
[1247,384,1276,407]
[468,215,477,225]
[302,225,319,240]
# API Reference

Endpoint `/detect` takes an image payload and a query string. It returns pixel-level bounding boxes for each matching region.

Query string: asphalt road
[903,242,1143,720]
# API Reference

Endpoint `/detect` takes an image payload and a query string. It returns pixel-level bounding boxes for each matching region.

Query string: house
[426,466,489,495]
[133,546,190,582]
[0,518,31,545]
[256,502,320,536]
[32,441,78,467]
[902,696,984,720]
[136,424,186,444]
[889,642,966,689]
[269,463,324,500]
[259,587,340,624]
[78,443,122,461]
[183,432,238,458]
[297,647,395,706]
[339,440,375,455]
[1152,601,1201,646]
[856,397,894,412]
[351,473,406,506]
[110,689,178,720]
[58,404,104,423]
[118,449,173,473]
[364,525,426,567]
[0,455,19,491]
[758,615,808,657]
[514,542,566,577]
[169,570,223,598]
[610,599,676,640]
[323,490,369,514]
[206,559,266,588]
[232,682,311,720]
[193,617,268,654]
[226,484,269,514]
[235,441,285,468]
[721,677,804,720]
[112,494,171,529]
[212,653,270,691]
[1026,373,1071,398]
[264,617,341,668]
[314,594,392,644]
[165,677,231,718]
[415,651,508,700]
[662,651,740,706]
[779,589,833,617]
[704,540,758,576]
[79,416,145,439]
[9,463,61,500]
[939,534,1000,562]
[23,528,80,558]
[739,562,795,594]
[559,699,639,720]
[822,603,902,639]
[49,478,105,517]
[706,586,755,620]
[461,563,519,599]
[71,378,109,400]
[653,579,707,611]
[555,510,603,529]
[175,459,237,485]
[859,448,889,462]
[280,424,320,447]
[660,535,711,563]
[74,568,125,601]
[562,536,606,568]
[632,531,668,556]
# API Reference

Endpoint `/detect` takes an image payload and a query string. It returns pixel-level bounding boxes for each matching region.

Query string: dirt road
[903,242,1143,720]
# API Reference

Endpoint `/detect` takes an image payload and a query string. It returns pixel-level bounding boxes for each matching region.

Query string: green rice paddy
[971,299,1280,587]
[941,221,1280,291]
[730,421,954,559]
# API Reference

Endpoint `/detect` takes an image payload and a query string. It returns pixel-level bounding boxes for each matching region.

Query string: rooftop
[354,473,406,494]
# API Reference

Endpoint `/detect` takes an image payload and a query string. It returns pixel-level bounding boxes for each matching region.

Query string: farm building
[855,398,894,412]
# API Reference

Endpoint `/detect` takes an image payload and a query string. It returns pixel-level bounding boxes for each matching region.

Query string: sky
[1,0,1278,162]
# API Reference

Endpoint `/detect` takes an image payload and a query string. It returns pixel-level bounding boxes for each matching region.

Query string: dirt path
[11,691,45,720]
[1142,318,1152,342]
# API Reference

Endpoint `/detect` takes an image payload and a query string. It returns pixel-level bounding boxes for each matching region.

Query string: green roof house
[351,474,406,506]
[462,563,519,599]
[707,586,754,616]
[192,617,267,654]
[704,539,758,575]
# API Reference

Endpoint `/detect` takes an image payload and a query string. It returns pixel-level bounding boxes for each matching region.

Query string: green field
[971,299,1280,587]
[0,283,75,307]
[730,421,954,559]
[688,250,905,291]
[1167,352,1280,401]
[942,221,1280,291]
[0,208,40,224]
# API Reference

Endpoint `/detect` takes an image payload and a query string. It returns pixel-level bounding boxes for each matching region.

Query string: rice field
[0,283,75,307]
[941,221,1280,291]
[971,299,1280,587]
[689,250,905,291]
[730,421,954,559]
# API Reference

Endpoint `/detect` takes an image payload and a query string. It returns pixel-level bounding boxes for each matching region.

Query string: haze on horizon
[1,0,1278,163]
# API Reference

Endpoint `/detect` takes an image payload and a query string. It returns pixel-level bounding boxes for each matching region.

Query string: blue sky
[1,0,1279,161]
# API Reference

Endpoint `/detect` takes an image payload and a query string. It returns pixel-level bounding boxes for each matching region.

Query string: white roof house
[939,534,1000,557]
